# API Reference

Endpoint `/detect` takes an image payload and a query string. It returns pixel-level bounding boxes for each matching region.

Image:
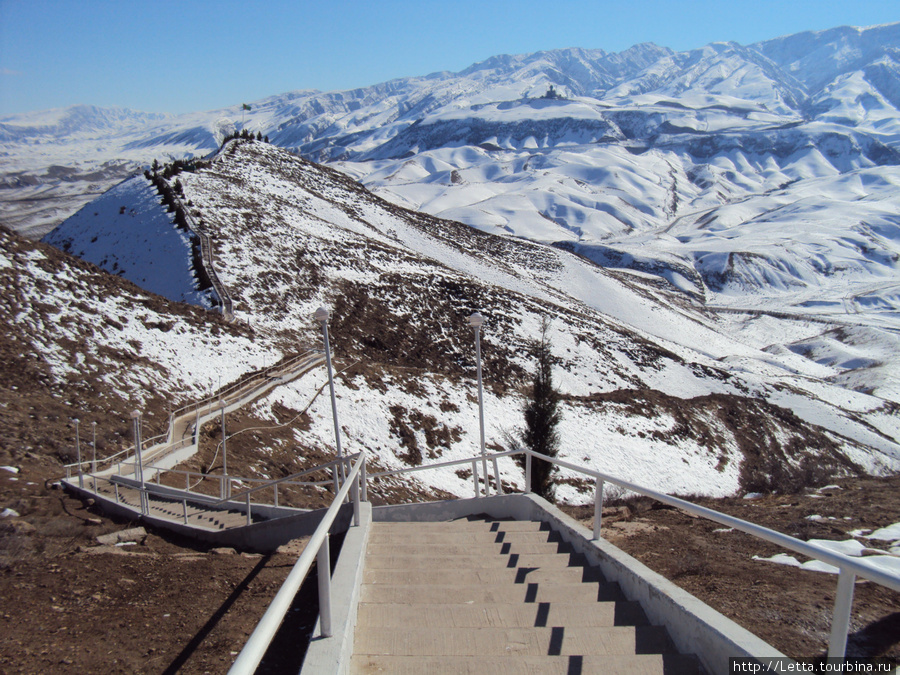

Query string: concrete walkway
[106,350,325,476]
[350,518,699,674]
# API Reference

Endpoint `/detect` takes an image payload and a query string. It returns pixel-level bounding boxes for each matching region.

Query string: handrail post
[472,461,480,498]
[525,451,532,494]
[273,483,279,508]
[352,470,360,527]
[492,457,503,494]
[593,479,604,540]
[246,492,252,526]
[332,465,340,496]
[828,568,856,657]
[318,534,333,638]
[114,483,120,503]
[182,499,188,524]
[361,458,368,503]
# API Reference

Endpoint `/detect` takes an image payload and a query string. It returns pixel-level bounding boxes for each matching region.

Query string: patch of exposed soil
[563,475,900,663]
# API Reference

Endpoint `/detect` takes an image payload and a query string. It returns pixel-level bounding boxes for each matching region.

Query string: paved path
[351,518,699,674]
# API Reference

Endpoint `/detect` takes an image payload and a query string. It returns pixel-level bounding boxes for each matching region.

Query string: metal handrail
[209,455,354,508]
[363,447,900,657]
[228,451,366,674]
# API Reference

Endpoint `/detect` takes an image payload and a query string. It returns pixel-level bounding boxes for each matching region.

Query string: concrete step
[357,601,648,628]
[366,541,564,557]
[371,519,548,533]
[364,552,580,570]
[368,529,564,546]
[350,653,699,675]
[354,625,676,657]
[363,565,592,586]
[360,582,626,605]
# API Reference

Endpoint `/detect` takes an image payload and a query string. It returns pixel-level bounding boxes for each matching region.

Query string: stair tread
[360,582,625,604]
[357,601,648,628]
[354,625,676,657]
[349,653,699,675]
[363,566,591,585]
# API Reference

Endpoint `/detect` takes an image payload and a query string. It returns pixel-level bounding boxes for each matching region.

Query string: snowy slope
[42,176,214,306]
[42,139,898,502]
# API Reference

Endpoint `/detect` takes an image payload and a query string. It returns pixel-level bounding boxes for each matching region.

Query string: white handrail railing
[228,451,366,674]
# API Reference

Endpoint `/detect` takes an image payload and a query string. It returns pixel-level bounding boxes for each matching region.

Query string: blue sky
[1,0,898,116]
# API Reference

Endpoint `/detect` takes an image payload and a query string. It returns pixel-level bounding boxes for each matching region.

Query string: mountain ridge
[24,139,900,501]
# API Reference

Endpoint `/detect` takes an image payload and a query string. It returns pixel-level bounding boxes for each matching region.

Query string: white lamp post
[315,307,345,486]
[467,312,489,497]
[130,410,146,514]
[74,418,83,489]
[91,421,97,473]
[220,399,228,498]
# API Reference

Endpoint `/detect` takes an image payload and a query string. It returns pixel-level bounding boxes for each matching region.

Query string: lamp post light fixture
[130,410,147,515]
[467,312,489,497]
[91,421,97,473]
[315,306,345,486]
[74,418,83,489]
[220,399,228,498]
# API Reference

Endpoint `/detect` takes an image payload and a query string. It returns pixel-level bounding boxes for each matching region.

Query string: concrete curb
[302,501,372,675]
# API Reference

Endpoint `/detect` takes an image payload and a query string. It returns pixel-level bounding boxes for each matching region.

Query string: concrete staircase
[350,518,699,674]
[89,477,258,531]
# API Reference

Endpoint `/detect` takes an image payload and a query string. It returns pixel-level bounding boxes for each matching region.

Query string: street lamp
[74,418,83,489]
[315,307,345,486]
[467,312,489,497]
[91,421,97,473]
[220,399,228,498]
[131,410,146,515]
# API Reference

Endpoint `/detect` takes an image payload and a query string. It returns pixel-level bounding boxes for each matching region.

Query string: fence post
[593,479,604,540]
[361,459,368,503]
[246,492,252,526]
[492,457,503,494]
[525,452,532,494]
[472,461,480,499]
[318,534,333,638]
[828,568,857,657]
[352,471,360,527]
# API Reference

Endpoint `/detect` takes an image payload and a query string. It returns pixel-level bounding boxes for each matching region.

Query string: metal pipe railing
[228,451,367,674]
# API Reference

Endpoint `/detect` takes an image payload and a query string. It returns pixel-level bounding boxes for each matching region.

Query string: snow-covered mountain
[30,139,900,502]
[3,23,900,329]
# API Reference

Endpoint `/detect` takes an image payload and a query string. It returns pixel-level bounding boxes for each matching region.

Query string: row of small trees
[222,129,269,145]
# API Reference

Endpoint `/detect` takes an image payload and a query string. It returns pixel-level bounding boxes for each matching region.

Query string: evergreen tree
[256,131,262,141]
[521,315,561,500]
